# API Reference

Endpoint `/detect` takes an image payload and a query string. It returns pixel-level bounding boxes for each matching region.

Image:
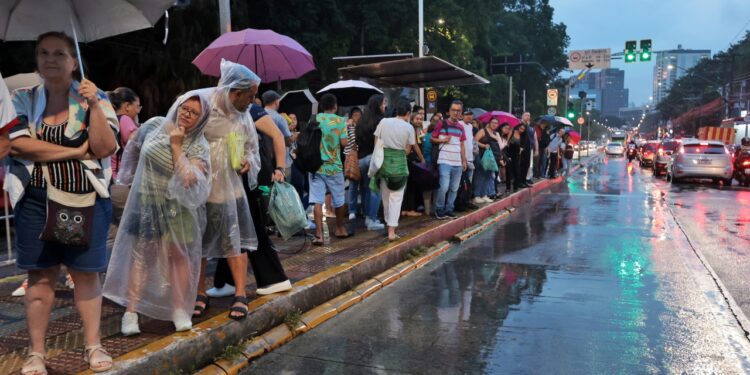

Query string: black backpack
[293,118,323,173]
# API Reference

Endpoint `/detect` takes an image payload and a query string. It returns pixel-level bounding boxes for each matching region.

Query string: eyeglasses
[179,106,201,118]
[449,108,461,113]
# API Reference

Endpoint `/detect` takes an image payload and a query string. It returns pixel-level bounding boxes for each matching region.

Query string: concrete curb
[87,153,602,375]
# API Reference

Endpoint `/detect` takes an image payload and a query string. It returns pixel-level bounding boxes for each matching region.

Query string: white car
[605,142,624,156]
[666,140,733,185]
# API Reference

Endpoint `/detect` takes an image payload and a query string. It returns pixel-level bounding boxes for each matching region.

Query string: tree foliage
[0,0,569,119]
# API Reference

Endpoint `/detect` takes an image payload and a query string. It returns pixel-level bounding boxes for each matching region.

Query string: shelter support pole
[219,0,231,34]
[418,0,425,108]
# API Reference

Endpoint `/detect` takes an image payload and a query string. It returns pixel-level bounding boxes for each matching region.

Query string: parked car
[639,142,659,168]
[654,140,681,176]
[605,142,624,156]
[666,140,733,185]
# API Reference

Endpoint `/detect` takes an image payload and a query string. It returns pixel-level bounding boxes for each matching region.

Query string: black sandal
[312,236,324,246]
[229,296,249,320]
[193,294,209,317]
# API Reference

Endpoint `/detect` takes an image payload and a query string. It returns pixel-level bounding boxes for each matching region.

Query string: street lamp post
[418,0,424,107]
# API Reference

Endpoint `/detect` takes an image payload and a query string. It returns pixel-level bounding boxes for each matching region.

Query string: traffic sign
[585,100,593,111]
[426,89,438,102]
[568,48,611,70]
[577,116,585,126]
[546,89,558,106]
[547,107,557,115]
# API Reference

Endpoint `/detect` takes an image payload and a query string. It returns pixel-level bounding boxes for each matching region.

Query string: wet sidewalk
[0,157,597,375]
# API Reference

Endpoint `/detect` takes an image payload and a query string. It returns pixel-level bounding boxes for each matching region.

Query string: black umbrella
[536,115,574,131]
[279,89,318,125]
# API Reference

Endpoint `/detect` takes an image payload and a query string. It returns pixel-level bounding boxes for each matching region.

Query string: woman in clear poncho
[103,89,212,334]
[195,59,261,320]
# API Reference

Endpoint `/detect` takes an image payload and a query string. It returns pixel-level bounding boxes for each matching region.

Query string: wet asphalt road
[246,155,750,374]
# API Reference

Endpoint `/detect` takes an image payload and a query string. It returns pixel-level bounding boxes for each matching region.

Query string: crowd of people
[0,31,577,375]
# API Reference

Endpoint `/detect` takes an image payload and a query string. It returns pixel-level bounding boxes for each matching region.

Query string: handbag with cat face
[39,163,96,247]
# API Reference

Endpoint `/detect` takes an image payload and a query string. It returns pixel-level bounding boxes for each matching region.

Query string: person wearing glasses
[103,90,212,336]
[431,100,468,219]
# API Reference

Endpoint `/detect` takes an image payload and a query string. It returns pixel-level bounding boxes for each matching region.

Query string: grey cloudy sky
[549,0,750,106]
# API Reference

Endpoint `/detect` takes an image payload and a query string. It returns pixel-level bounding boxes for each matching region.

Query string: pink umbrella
[192,28,315,81]
[567,130,582,144]
[476,111,520,126]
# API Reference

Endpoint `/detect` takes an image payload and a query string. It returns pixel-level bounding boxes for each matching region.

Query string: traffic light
[624,40,637,63]
[567,107,576,119]
[640,39,652,61]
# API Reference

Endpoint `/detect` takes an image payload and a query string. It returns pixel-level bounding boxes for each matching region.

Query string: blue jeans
[348,154,381,221]
[435,164,463,214]
[473,161,494,197]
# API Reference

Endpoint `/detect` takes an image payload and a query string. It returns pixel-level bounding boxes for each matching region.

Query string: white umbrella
[0,0,174,42]
[317,80,382,107]
[3,72,41,91]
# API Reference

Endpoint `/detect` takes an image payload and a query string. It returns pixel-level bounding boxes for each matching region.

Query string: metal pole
[418,0,424,108]
[509,76,513,113]
[219,0,231,34]
[522,89,526,113]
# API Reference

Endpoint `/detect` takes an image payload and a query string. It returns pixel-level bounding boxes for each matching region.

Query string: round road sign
[426,90,438,102]
[547,107,557,115]
[577,116,585,125]
[569,51,582,63]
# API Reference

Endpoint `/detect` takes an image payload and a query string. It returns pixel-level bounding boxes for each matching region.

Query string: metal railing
[0,190,13,266]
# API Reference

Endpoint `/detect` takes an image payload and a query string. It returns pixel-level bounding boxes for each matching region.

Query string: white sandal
[84,345,113,373]
[21,351,47,375]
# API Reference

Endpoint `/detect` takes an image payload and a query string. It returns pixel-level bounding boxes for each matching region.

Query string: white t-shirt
[460,121,474,161]
[374,117,416,150]
[0,73,17,130]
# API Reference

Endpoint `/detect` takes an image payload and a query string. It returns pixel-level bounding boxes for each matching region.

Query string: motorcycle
[733,150,750,187]
[626,144,637,162]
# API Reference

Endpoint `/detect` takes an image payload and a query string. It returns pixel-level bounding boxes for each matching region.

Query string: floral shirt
[316,113,347,175]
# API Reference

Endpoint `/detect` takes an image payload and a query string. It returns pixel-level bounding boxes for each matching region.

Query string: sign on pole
[546,89,558,107]
[577,116,585,126]
[568,48,611,70]
[547,106,557,115]
[586,100,593,111]
[426,89,438,112]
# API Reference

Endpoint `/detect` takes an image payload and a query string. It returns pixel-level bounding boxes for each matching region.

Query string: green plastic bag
[481,149,499,172]
[268,182,308,241]
[227,131,247,170]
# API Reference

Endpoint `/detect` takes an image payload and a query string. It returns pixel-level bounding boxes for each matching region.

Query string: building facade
[652,45,711,103]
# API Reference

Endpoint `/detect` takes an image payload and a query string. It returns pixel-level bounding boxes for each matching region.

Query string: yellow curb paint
[353,279,382,299]
[393,260,417,276]
[328,290,363,313]
[193,363,227,375]
[373,268,401,287]
[300,303,338,329]
[241,337,270,360]
[261,325,293,350]
[214,355,248,375]
[292,321,310,336]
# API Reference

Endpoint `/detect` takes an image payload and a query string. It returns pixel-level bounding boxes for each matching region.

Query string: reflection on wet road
[247,156,750,374]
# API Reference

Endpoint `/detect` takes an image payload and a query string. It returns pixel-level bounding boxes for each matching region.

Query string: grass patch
[284,308,303,332]
[404,246,429,261]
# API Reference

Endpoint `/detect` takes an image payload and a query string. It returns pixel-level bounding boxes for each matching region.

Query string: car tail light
[679,147,685,154]
[658,148,664,156]
[743,160,750,166]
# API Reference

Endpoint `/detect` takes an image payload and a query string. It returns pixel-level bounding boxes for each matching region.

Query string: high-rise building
[652,45,711,103]
[577,68,629,117]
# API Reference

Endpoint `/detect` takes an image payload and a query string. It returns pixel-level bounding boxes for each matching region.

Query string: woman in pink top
[107,87,141,180]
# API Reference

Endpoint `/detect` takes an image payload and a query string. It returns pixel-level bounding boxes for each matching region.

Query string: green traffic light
[567,112,575,119]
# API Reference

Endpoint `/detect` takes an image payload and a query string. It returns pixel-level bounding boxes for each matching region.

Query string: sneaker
[121,312,141,336]
[305,220,316,230]
[365,218,385,230]
[206,284,236,298]
[348,213,356,220]
[473,197,485,205]
[65,274,75,289]
[445,211,458,219]
[172,310,192,332]
[482,196,493,203]
[11,279,28,297]
[434,211,447,220]
[256,280,293,295]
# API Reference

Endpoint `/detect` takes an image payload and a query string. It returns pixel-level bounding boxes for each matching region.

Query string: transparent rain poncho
[116,116,166,186]
[103,90,212,321]
[201,59,261,257]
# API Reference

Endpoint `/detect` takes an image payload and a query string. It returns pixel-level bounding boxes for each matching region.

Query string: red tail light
[743,160,750,166]
[658,148,664,156]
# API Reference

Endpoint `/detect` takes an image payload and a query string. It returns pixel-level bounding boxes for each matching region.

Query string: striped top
[431,120,466,167]
[344,123,357,155]
[29,120,93,193]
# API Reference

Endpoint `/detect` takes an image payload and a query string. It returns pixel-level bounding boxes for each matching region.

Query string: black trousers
[507,156,521,190]
[548,153,559,178]
[213,181,289,289]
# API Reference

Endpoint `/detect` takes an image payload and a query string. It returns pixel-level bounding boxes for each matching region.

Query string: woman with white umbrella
[10,32,118,374]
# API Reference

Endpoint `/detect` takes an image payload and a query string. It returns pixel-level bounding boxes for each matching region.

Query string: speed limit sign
[577,116,585,125]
